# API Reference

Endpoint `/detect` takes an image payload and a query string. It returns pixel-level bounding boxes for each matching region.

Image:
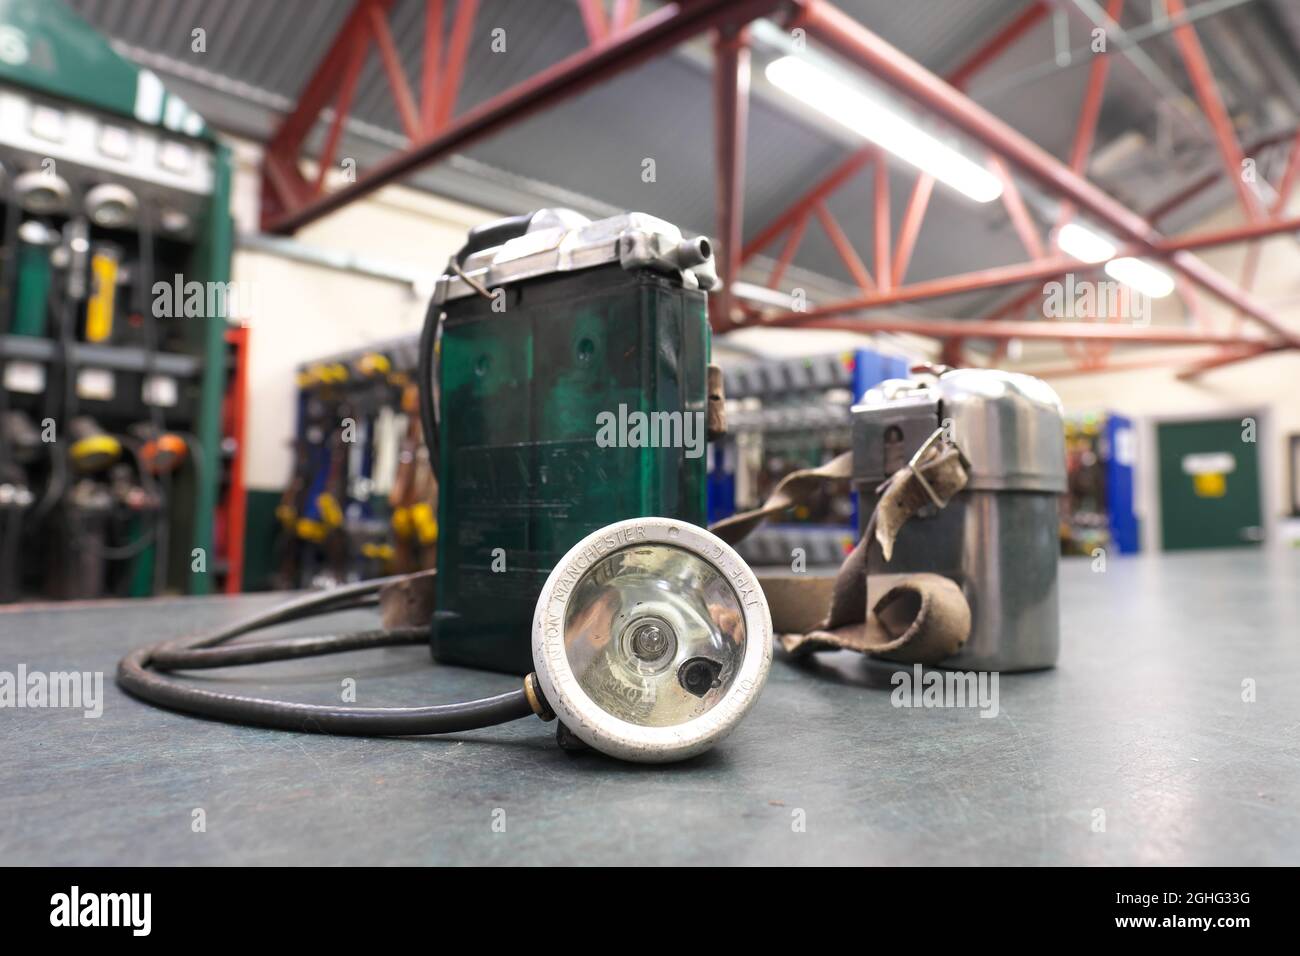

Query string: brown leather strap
[709,431,972,664]
[709,451,853,546]
[379,568,438,629]
[775,572,970,662]
[872,445,969,561]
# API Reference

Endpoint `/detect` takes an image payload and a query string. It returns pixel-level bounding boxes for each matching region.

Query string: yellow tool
[68,417,122,473]
[85,246,120,343]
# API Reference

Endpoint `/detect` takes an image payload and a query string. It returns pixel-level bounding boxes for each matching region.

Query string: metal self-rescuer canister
[425,209,718,674]
[851,367,1068,671]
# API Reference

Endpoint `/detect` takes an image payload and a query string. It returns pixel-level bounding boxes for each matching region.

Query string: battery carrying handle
[455,212,536,268]
[708,431,972,664]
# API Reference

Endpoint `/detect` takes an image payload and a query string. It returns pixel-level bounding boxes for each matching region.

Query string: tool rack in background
[711,348,914,568]
[276,335,433,589]
[0,0,234,601]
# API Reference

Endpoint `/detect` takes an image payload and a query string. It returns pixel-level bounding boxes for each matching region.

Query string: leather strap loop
[709,451,853,546]
[709,430,973,665]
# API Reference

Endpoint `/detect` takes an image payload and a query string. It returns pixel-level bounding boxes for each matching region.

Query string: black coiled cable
[117,574,540,736]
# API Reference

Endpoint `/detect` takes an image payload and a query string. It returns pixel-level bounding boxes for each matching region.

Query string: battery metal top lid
[855,367,1068,493]
[433,208,719,304]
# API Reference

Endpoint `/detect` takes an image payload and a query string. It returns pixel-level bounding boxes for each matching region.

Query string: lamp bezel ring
[532,517,772,763]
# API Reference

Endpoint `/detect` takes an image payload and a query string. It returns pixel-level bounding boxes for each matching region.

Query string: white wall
[225,138,495,489]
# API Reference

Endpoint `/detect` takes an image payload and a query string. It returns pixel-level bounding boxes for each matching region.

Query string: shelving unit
[272,334,428,589]
[713,348,914,567]
[0,0,233,600]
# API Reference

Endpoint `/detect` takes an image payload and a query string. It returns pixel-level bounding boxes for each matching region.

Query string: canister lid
[433,208,718,303]
[855,368,1067,493]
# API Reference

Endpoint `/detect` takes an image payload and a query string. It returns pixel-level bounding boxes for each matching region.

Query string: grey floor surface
[1,547,1297,865]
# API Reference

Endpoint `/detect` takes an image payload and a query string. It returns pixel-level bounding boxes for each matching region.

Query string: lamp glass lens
[563,543,746,727]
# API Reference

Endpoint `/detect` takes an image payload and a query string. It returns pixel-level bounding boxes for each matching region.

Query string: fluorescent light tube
[765,55,1003,203]
[1057,223,1174,298]
[1056,222,1117,263]
[1104,257,1175,298]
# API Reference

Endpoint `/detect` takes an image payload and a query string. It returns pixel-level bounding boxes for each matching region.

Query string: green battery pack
[427,210,718,674]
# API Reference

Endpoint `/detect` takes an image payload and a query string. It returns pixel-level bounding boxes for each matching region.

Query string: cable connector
[524,673,555,722]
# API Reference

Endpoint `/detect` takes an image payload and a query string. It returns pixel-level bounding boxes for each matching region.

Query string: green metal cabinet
[0,0,233,594]
[1156,417,1264,550]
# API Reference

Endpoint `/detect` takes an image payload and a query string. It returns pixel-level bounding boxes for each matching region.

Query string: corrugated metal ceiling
[56,0,1300,316]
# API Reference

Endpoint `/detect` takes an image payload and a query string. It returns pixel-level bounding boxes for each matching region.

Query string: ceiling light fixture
[1056,222,1117,263]
[765,55,1003,204]
[1104,256,1175,299]
[1056,222,1174,298]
